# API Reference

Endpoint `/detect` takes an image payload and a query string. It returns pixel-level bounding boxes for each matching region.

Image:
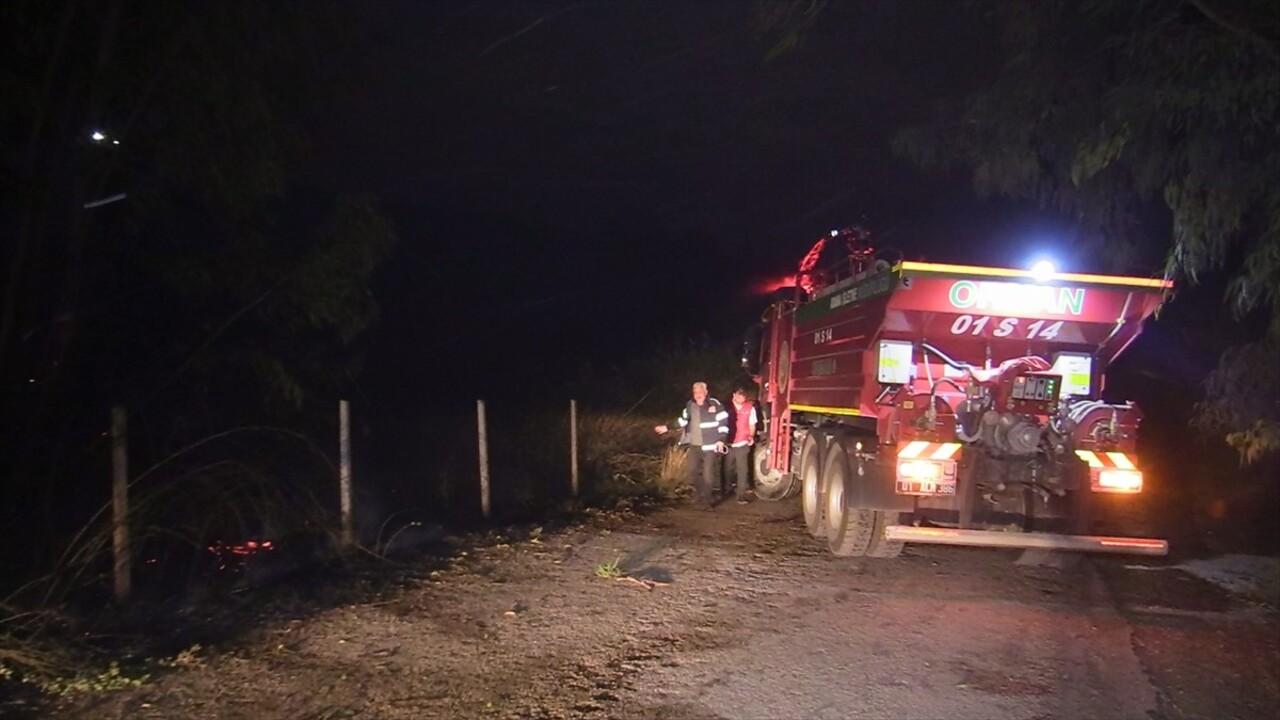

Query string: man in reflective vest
[654,381,729,509]
[726,387,758,504]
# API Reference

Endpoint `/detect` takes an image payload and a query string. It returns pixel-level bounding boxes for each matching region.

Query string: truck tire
[799,432,827,537]
[823,439,874,556]
[865,511,905,558]
[752,440,798,501]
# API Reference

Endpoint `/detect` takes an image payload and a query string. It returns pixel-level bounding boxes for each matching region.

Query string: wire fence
[88,397,679,603]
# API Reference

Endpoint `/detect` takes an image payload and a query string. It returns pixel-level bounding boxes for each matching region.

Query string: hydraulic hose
[920,342,974,372]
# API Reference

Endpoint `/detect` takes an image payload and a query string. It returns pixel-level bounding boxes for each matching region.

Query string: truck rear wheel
[865,511,905,558]
[800,433,827,537]
[752,440,797,501]
[823,440,873,556]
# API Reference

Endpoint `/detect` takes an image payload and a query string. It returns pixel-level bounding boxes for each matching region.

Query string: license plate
[896,479,956,496]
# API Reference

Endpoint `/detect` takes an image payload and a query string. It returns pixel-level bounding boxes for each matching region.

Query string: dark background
[312,1,1154,415]
[2,1,1269,597]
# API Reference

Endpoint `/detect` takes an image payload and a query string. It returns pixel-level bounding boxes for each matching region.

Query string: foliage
[752,0,830,63]
[893,0,1280,461]
[0,631,68,685]
[1198,335,1280,463]
[1,637,203,700]
[1,1,396,588]
[57,429,336,600]
[594,557,624,579]
[25,661,149,697]
[572,334,746,416]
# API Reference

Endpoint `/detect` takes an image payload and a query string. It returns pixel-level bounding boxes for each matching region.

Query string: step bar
[884,525,1168,556]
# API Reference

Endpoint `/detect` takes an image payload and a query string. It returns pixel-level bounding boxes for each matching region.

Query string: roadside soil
[28,496,1280,720]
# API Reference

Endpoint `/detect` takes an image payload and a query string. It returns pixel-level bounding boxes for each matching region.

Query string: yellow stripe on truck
[788,404,863,417]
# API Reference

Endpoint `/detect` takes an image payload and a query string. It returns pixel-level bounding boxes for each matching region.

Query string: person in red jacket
[726,387,759,504]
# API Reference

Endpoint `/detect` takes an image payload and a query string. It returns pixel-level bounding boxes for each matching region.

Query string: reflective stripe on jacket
[672,398,729,450]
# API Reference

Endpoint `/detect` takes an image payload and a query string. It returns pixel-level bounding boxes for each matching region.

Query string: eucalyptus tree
[1,1,396,572]
[890,0,1279,461]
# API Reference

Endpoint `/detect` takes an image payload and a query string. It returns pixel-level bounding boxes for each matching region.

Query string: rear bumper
[884,525,1168,556]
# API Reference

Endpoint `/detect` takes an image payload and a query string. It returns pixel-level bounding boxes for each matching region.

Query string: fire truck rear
[744,227,1171,558]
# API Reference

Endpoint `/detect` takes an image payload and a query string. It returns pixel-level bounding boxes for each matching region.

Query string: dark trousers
[686,449,721,505]
[727,445,751,499]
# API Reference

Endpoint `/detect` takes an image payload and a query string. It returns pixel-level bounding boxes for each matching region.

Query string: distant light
[90,130,106,142]
[83,192,128,209]
[830,229,839,237]
[112,139,120,145]
[1030,260,1056,283]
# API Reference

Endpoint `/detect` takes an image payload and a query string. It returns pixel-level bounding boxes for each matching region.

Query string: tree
[893,0,1280,462]
[0,1,397,578]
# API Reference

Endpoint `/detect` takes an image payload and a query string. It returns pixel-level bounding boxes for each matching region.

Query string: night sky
[297,2,1136,411]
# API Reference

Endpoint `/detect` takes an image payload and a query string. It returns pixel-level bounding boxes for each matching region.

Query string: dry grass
[657,445,688,491]
[576,412,675,501]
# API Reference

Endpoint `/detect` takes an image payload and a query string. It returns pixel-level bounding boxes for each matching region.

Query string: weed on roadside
[8,660,149,697]
[594,557,624,579]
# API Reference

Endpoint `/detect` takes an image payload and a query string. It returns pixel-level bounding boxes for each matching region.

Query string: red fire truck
[744,227,1171,558]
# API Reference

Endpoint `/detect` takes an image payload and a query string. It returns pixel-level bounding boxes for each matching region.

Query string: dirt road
[45,498,1280,720]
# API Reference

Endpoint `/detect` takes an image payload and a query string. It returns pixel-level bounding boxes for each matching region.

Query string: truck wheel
[800,433,827,537]
[865,511,905,558]
[752,440,797,501]
[823,440,873,556]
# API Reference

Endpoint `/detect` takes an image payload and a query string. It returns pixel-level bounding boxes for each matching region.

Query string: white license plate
[896,479,957,496]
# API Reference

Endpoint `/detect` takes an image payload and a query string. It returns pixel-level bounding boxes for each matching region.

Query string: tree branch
[1186,0,1278,56]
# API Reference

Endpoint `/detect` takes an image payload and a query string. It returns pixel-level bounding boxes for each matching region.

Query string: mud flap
[846,453,914,512]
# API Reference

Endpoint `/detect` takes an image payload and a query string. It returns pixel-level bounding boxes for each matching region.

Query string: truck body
[745,227,1171,557]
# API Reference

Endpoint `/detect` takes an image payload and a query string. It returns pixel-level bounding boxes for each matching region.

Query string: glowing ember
[796,236,828,294]
[207,539,275,571]
[752,275,796,295]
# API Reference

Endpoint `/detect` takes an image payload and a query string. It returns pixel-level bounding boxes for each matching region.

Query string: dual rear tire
[752,440,799,501]
[806,435,903,558]
[799,433,827,537]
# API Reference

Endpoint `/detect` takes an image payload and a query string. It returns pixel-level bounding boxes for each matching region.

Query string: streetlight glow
[1030,260,1057,283]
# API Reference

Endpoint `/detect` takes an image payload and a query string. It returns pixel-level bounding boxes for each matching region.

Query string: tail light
[895,458,958,496]
[1076,450,1144,494]
[898,460,945,481]
[1092,468,1143,494]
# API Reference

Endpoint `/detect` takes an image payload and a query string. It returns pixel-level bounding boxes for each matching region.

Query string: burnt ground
[17,496,1280,720]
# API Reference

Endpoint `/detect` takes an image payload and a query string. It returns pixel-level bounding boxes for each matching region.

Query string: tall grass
[46,428,336,600]
[1,332,744,689]
[0,427,340,688]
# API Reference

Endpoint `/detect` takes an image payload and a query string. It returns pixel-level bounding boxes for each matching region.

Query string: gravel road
[44,497,1280,720]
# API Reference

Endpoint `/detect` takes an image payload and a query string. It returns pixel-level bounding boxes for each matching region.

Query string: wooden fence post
[477,399,490,519]
[339,399,352,549]
[570,399,579,498]
[111,405,130,603]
